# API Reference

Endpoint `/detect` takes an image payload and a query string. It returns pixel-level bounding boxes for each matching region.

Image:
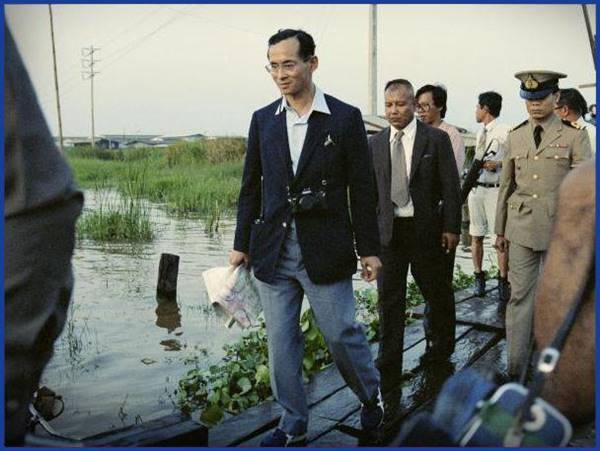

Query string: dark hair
[384,79,414,98]
[556,88,588,117]
[478,91,503,118]
[267,29,315,60]
[416,84,447,118]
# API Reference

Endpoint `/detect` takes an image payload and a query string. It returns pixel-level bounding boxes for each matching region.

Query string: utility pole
[581,4,596,71]
[81,45,99,147]
[49,5,64,153]
[368,4,377,116]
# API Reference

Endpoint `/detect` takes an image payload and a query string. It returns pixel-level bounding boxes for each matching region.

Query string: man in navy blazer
[369,79,461,383]
[230,29,383,446]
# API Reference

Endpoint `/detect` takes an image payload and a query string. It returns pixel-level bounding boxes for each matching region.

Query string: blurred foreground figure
[534,161,595,425]
[5,25,83,445]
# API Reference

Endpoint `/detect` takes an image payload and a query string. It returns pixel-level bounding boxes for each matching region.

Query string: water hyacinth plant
[176,267,476,426]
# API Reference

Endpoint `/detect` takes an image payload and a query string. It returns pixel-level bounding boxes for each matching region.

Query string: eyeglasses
[416,103,433,112]
[265,56,312,74]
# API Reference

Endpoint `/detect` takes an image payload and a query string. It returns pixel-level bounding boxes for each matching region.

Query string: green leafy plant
[177,268,478,426]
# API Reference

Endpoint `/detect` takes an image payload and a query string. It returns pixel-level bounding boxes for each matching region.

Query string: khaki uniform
[495,113,591,375]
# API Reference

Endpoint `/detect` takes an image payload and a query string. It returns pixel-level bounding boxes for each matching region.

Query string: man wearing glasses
[554,88,596,156]
[230,29,383,446]
[415,84,465,173]
[415,84,465,290]
[495,70,591,379]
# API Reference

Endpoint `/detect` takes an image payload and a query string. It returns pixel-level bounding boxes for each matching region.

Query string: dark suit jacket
[369,120,461,248]
[234,94,380,284]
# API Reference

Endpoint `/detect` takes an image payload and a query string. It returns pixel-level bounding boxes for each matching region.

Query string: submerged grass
[76,178,155,242]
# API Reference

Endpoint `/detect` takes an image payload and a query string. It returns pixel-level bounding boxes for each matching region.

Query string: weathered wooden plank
[241,414,340,447]
[83,413,207,447]
[335,327,499,440]
[209,320,443,447]
[454,291,506,330]
[208,401,281,447]
[411,279,499,316]
[209,361,354,446]
[305,325,475,447]
[310,428,358,447]
[468,337,507,374]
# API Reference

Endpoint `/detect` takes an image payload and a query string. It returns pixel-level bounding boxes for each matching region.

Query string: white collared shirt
[475,118,510,184]
[275,85,331,174]
[390,117,416,217]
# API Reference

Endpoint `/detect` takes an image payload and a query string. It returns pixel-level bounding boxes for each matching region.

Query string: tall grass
[67,139,244,225]
[76,177,155,242]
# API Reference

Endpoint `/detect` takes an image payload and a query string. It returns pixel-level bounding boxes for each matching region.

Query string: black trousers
[376,218,456,372]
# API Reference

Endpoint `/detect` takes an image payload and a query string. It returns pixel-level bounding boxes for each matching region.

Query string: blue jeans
[255,224,380,435]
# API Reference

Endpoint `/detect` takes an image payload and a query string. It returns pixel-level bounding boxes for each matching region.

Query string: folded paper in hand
[202,265,262,328]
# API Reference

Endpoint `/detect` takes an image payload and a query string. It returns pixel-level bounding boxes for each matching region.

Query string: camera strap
[505,249,595,445]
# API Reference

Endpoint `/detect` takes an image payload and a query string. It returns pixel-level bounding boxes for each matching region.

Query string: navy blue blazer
[234,94,380,284]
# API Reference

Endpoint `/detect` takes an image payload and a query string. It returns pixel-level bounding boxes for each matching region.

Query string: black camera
[289,188,328,214]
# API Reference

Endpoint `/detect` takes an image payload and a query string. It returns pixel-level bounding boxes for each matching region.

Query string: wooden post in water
[157,253,179,299]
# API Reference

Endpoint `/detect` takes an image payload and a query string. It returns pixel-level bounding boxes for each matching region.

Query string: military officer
[494,70,592,378]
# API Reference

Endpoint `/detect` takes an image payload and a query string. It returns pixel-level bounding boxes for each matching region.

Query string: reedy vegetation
[67,139,245,239]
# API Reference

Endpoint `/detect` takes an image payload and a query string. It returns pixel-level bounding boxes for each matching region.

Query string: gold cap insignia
[524,74,539,90]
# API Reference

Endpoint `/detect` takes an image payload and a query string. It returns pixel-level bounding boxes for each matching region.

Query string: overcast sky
[6,4,597,137]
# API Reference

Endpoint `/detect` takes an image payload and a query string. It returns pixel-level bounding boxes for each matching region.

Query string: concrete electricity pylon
[49,5,64,153]
[81,46,100,147]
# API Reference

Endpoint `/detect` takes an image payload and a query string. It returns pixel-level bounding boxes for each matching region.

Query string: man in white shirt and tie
[369,79,461,383]
[469,91,511,303]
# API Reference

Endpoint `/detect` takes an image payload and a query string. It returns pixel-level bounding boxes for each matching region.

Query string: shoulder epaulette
[561,119,585,130]
[510,119,528,132]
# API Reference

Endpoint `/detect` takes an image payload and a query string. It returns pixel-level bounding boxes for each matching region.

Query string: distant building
[55,132,206,149]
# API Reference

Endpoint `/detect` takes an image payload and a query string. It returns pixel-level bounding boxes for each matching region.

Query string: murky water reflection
[40,190,495,439]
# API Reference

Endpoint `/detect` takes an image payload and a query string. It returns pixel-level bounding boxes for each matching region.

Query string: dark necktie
[534,125,543,149]
[391,131,410,208]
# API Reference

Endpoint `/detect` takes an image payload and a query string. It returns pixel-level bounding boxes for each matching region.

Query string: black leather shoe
[498,276,511,303]
[474,271,486,297]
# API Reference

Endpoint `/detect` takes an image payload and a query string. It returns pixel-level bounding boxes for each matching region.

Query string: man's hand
[229,250,249,267]
[441,233,459,253]
[360,256,382,283]
[482,161,499,171]
[494,235,509,253]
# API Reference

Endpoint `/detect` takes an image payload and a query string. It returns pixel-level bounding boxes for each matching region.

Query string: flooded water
[40,190,495,440]
[41,190,243,439]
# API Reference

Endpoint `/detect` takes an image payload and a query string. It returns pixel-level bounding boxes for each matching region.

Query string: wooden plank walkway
[207,283,508,447]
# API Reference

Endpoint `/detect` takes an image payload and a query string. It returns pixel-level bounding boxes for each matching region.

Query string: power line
[38,6,170,108]
[99,7,188,73]
[162,5,263,38]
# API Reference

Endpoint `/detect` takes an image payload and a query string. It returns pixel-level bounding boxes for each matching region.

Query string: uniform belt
[476,182,500,188]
